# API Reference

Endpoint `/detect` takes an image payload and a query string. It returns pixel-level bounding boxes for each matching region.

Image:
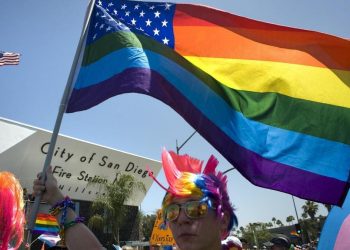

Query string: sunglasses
[164,200,213,222]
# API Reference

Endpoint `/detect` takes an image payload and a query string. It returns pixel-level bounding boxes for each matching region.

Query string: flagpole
[176,131,197,154]
[26,0,96,246]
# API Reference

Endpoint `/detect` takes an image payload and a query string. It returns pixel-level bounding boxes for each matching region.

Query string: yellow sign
[149,209,175,246]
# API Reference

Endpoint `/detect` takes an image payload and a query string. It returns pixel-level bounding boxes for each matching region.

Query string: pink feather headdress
[148,148,238,236]
[0,171,25,250]
[160,148,219,196]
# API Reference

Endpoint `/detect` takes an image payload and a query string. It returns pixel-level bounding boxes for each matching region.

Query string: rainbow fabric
[66,0,350,205]
[33,213,59,235]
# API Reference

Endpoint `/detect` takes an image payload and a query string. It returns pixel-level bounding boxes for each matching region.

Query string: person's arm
[33,167,104,250]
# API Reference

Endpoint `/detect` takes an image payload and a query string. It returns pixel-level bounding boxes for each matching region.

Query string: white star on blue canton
[162,20,168,27]
[153,28,160,36]
[162,37,169,44]
[154,11,161,18]
[165,3,172,10]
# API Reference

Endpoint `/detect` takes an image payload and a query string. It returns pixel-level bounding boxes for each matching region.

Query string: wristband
[64,216,85,230]
[49,196,76,246]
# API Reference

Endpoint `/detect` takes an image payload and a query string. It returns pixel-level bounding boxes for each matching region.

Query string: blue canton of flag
[87,0,176,48]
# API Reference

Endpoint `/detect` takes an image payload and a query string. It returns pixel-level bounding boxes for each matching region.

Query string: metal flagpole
[176,131,237,175]
[176,131,197,154]
[26,0,96,246]
[291,195,303,243]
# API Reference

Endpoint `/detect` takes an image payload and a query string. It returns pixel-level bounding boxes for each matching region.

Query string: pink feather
[203,155,219,174]
[169,151,203,173]
[162,149,182,191]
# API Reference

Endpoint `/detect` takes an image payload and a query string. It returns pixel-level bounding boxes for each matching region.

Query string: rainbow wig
[151,149,238,238]
[0,171,25,250]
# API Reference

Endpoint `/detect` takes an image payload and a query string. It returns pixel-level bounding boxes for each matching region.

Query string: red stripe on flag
[0,52,20,66]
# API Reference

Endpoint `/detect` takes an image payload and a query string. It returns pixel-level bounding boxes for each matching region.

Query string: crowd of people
[1,150,315,250]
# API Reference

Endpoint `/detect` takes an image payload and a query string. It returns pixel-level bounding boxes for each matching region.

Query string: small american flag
[0,51,20,66]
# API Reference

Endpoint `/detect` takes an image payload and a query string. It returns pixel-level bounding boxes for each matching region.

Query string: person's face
[166,196,228,250]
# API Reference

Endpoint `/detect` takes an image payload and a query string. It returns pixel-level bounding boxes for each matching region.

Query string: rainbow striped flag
[66,0,350,206]
[33,213,59,235]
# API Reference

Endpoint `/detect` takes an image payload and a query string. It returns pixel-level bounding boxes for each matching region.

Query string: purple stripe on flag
[67,68,347,205]
[33,230,58,236]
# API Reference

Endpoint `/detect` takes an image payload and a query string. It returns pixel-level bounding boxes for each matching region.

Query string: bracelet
[49,196,75,246]
[64,216,85,230]
[57,217,85,246]
[49,196,75,216]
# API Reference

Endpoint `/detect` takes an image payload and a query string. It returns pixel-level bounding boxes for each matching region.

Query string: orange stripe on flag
[174,6,350,71]
[36,213,58,222]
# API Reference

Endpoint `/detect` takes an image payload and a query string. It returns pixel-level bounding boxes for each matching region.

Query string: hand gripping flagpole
[26,0,96,246]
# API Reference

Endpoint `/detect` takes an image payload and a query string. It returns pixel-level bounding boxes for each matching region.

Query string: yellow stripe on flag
[36,219,59,226]
[185,56,350,108]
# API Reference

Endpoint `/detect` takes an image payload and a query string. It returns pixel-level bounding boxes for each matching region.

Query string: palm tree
[239,226,245,233]
[302,201,319,220]
[323,204,332,213]
[286,215,295,225]
[302,212,308,220]
[276,219,283,227]
[141,213,157,241]
[88,174,146,245]
[272,217,276,227]
[266,222,273,228]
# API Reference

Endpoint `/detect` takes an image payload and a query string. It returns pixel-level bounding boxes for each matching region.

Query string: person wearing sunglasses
[150,149,238,250]
[32,149,237,250]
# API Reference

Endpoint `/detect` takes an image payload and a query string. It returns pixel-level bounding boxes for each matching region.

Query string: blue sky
[1,0,349,229]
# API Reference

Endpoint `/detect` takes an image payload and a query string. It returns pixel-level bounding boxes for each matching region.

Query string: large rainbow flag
[66,0,350,206]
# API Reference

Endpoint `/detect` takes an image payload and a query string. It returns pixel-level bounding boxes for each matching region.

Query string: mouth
[177,233,197,239]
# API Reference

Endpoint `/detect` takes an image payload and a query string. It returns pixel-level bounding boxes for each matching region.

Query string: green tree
[266,222,273,228]
[141,213,157,241]
[276,219,283,227]
[241,223,272,248]
[271,217,276,227]
[235,230,241,237]
[302,201,319,220]
[323,203,332,213]
[88,174,146,245]
[302,212,308,219]
[286,215,295,225]
[239,226,246,238]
